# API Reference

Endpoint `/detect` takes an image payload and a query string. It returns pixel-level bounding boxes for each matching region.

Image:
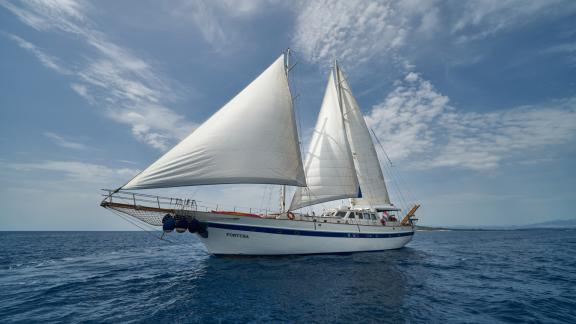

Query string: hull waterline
[194,212,414,256]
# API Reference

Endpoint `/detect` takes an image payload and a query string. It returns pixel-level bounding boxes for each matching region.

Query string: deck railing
[101,189,275,216]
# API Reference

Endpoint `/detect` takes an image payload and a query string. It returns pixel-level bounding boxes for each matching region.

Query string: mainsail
[290,72,359,210]
[123,55,306,190]
[338,68,390,206]
[290,63,390,210]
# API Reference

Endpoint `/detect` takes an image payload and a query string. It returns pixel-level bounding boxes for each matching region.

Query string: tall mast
[333,60,343,115]
[334,59,357,208]
[280,48,291,213]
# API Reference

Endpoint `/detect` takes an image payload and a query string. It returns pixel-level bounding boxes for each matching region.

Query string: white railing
[101,189,275,216]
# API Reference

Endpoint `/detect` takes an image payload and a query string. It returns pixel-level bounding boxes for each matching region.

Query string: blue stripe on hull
[206,222,414,238]
[213,248,408,257]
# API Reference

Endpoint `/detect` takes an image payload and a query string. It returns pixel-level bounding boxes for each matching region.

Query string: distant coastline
[417,218,576,232]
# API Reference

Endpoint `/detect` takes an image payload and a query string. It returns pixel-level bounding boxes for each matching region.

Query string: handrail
[101,189,272,216]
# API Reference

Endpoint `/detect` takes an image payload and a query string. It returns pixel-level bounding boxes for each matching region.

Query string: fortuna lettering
[226,233,249,239]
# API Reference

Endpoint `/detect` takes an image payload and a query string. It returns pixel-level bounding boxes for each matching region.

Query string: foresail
[338,68,391,207]
[122,55,306,190]
[290,72,359,210]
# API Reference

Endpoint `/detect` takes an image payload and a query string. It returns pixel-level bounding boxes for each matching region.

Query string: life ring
[380,219,387,226]
[287,212,295,220]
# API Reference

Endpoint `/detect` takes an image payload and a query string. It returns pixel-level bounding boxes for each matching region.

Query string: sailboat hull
[194,212,414,256]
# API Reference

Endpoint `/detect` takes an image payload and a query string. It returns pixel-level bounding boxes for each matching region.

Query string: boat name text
[226,233,249,239]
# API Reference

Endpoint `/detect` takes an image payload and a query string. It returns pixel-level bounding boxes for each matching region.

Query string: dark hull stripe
[213,248,408,257]
[206,222,415,238]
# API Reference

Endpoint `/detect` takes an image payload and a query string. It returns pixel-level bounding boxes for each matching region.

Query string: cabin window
[348,213,355,219]
[370,214,376,220]
[335,212,347,218]
[363,213,370,220]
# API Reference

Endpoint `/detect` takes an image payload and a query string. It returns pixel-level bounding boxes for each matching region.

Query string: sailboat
[101,51,419,255]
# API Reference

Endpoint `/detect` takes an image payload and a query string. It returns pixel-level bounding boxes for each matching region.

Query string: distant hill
[415,219,576,231]
[522,218,576,229]
[415,225,452,231]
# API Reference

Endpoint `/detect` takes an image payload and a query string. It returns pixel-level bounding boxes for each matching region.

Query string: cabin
[317,207,401,225]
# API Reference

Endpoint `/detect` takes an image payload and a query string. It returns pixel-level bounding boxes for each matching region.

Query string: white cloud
[367,72,449,161]
[0,0,88,33]
[169,0,226,49]
[292,0,576,69]
[292,0,413,67]
[2,1,195,150]
[540,42,576,65]
[44,132,89,150]
[8,160,139,184]
[367,73,576,170]
[166,0,277,51]
[5,33,72,75]
[105,104,193,150]
[451,0,575,42]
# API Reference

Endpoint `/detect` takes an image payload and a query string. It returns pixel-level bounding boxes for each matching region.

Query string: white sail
[290,72,359,210]
[122,55,306,190]
[338,67,391,207]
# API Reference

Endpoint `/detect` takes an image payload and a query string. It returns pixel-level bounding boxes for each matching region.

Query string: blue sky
[1,0,575,230]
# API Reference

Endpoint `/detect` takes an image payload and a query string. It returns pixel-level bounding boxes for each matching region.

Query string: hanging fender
[380,218,386,226]
[287,212,295,220]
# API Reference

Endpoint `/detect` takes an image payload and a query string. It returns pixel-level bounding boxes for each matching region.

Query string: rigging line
[381,147,416,206]
[368,127,415,204]
[392,165,415,206]
[369,127,394,166]
[371,145,415,206]
[110,208,157,233]
[108,208,175,244]
[388,161,410,213]
[294,61,305,157]
[377,152,405,209]
[380,162,406,212]
[384,163,409,213]
[369,127,412,210]
[259,184,269,211]
[376,147,409,211]
[187,186,200,199]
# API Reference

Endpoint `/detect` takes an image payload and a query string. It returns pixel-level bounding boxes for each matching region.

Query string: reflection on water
[1,230,575,323]
[151,245,427,322]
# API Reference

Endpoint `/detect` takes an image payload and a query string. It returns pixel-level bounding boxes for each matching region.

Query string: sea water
[0,229,575,323]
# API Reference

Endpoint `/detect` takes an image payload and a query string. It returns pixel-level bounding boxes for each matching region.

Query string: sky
[1,0,575,230]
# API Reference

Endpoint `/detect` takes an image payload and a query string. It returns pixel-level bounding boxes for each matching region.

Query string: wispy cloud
[292,0,414,67]
[2,0,195,150]
[367,72,448,162]
[367,72,576,170]
[166,0,277,52]
[539,42,576,65]
[44,132,89,150]
[292,0,576,69]
[8,160,139,184]
[450,0,575,42]
[5,33,71,75]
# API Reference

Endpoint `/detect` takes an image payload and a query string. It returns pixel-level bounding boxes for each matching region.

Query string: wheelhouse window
[348,213,355,219]
[335,211,347,218]
[363,213,370,220]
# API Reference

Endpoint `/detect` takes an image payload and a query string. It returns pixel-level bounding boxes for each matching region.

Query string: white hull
[194,212,414,255]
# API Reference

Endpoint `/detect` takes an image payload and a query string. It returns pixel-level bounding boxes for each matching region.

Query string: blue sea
[1,229,575,323]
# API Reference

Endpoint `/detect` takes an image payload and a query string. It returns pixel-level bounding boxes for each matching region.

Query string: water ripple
[0,230,575,323]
